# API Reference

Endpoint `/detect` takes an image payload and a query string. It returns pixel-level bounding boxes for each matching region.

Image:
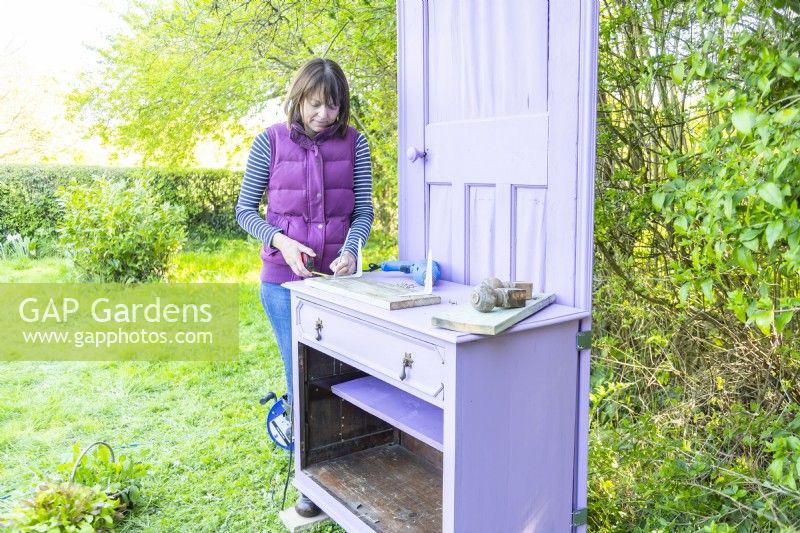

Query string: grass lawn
[0,237,365,532]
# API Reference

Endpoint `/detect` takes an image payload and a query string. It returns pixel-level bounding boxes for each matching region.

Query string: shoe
[295,493,321,518]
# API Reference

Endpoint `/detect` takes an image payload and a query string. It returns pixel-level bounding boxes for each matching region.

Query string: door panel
[466,185,496,283]
[424,115,548,187]
[427,183,453,281]
[427,0,549,121]
[418,0,554,287]
[513,186,547,292]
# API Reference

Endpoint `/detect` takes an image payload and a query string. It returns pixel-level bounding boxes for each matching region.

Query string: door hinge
[576,330,592,351]
[571,507,588,526]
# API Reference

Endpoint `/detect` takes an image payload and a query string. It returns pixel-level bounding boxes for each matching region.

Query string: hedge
[0,165,244,240]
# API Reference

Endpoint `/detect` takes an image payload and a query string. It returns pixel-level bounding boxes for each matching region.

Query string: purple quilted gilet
[260,122,357,283]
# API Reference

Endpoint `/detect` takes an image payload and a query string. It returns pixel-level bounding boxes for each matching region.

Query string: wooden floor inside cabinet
[299,345,443,532]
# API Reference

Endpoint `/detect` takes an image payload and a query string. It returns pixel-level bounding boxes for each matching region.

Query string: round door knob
[406,146,426,162]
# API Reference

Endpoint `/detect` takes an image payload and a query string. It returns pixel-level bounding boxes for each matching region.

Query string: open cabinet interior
[298,344,444,532]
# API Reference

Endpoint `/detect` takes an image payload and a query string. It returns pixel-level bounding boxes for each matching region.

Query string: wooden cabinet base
[305,444,442,532]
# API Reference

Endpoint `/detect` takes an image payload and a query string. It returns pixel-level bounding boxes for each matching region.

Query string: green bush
[0,166,128,256]
[0,444,149,532]
[0,234,36,260]
[592,3,800,527]
[0,481,119,532]
[140,167,241,234]
[588,377,800,531]
[58,443,149,517]
[0,165,242,245]
[57,178,187,282]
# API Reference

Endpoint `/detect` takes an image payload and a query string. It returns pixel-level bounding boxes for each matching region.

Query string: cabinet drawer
[296,299,445,402]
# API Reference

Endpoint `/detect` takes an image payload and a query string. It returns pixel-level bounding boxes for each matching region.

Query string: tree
[0,47,50,162]
[69,0,398,235]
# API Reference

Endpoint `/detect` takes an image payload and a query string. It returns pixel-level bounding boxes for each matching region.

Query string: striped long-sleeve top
[235,129,374,259]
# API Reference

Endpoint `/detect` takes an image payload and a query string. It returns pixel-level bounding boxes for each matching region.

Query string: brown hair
[284,58,350,137]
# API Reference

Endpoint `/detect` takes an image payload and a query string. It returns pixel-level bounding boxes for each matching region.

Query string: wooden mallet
[471,277,534,312]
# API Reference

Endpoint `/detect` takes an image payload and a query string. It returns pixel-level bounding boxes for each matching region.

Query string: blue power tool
[368,260,442,286]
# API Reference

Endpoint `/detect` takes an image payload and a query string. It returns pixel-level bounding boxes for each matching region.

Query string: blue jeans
[260,282,293,406]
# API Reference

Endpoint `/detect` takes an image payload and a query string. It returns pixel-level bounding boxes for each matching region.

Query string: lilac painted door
[398,0,590,309]
[398,1,599,531]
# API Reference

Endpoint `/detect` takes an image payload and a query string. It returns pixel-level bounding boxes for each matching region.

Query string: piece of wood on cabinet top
[303,276,441,310]
[431,293,557,335]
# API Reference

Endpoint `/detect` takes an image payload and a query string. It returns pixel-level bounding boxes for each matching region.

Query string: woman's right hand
[272,233,316,277]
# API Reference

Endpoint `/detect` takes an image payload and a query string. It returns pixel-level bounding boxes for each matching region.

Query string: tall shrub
[57,178,186,282]
[595,0,800,404]
[589,1,800,529]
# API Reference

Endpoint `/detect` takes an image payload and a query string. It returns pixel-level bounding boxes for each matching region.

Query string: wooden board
[304,276,441,310]
[431,293,556,335]
[304,444,442,533]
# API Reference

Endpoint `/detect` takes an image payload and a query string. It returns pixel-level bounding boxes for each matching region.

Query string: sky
[0,0,129,78]
[0,0,275,168]
[0,0,141,165]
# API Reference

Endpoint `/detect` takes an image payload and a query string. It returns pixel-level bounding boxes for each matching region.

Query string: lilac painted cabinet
[285,0,599,531]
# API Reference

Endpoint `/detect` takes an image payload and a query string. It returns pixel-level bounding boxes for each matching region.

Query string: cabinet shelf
[331,376,444,452]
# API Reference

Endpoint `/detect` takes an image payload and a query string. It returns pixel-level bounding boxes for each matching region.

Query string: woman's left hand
[330,251,356,276]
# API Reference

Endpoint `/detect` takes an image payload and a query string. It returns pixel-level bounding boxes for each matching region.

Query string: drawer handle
[399,352,413,381]
[315,318,323,341]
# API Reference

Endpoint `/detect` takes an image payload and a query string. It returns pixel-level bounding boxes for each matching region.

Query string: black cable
[263,393,294,510]
[278,395,293,510]
[280,444,293,510]
[279,401,294,510]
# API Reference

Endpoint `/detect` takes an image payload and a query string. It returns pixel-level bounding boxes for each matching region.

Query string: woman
[235,58,373,516]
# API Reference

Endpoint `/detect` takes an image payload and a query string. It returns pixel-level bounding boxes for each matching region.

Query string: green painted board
[304,277,441,310]
[431,293,556,335]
